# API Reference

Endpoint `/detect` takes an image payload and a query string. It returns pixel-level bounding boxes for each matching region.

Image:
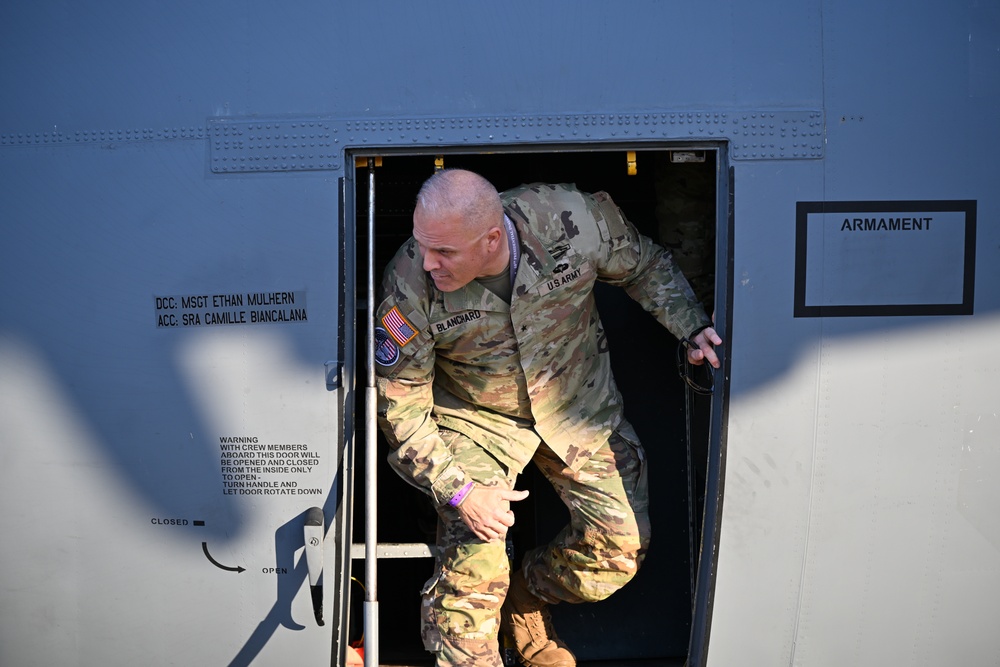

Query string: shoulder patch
[593,191,632,252]
[374,327,400,366]
[382,306,418,346]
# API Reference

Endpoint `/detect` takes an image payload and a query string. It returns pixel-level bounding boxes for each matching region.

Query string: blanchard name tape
[154,290,308,328]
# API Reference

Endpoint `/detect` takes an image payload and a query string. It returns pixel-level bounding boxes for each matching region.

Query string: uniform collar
[503,204,562,296]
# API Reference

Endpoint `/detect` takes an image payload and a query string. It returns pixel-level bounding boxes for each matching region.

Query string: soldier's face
[413,207,494,292]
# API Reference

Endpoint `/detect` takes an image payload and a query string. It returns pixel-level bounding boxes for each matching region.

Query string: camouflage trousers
[420,420,651,667]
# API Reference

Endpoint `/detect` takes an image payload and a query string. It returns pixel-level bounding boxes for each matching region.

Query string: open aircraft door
[343,148,731,666]
[0,121,348,666]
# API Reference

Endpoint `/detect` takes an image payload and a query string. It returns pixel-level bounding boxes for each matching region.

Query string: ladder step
[350,542,436,560]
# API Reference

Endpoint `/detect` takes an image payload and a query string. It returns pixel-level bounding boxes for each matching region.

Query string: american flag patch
[382,306,417,346]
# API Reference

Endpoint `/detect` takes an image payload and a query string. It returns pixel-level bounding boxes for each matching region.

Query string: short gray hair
[415,169,503,233]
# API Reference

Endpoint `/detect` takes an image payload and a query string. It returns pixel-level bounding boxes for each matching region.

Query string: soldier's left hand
[457,486,530,542]
[687,326,722,368]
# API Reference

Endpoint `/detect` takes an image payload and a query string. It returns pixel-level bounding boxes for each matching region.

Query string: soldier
[375,169,721,667]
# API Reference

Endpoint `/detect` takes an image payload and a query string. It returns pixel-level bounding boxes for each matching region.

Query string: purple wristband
[448,481,475,508]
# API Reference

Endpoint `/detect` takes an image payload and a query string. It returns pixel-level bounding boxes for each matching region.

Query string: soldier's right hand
[457,486,530,542]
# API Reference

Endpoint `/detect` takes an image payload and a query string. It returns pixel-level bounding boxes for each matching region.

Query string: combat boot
[500,571,576,667]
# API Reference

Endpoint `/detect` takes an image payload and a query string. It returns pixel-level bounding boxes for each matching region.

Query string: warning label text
[218,436,323,497]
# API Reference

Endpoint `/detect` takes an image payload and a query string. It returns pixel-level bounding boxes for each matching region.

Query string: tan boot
[500,571,576,667]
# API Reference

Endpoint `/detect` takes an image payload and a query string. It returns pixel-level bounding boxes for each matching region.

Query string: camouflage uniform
[376,183,711,666]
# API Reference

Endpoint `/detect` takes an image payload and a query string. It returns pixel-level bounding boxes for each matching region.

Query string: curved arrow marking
[202,542,246,573]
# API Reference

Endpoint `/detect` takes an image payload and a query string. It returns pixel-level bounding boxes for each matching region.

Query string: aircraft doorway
[348,148,726,666]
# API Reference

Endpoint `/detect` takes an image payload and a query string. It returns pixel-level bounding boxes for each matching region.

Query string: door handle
[304,506,325,626]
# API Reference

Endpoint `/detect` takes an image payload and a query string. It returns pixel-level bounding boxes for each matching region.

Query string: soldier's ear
[485,226,504,251]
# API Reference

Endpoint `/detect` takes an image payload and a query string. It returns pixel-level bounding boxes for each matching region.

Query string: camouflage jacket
[375,183,710,505]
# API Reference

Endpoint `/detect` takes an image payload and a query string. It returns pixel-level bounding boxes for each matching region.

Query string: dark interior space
[348,149,716,665]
